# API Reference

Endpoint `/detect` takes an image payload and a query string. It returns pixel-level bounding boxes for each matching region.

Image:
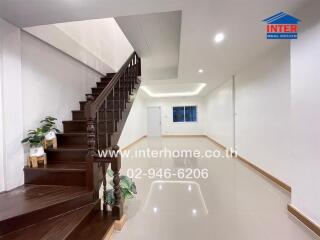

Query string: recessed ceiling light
[214,33,225,43]
[198,69,204,74]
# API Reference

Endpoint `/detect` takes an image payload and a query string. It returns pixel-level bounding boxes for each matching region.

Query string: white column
[0,18,24,191]
[0,26,5,191]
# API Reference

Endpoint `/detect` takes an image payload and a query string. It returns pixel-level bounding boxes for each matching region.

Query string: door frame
[147,106,162,137]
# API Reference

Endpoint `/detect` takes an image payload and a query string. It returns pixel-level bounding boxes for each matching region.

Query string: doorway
[147,107,161,136]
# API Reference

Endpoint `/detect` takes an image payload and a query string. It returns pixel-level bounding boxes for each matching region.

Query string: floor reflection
[144,181,208,217]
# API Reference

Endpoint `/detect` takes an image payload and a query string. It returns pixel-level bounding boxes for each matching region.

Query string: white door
[147,107,161,136]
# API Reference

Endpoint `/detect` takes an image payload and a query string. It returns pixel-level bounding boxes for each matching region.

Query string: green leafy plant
[21,128,45,147]
[40,116,60,134]
[105,170,137,206]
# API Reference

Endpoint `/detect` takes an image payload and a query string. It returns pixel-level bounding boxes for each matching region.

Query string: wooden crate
[28,154,47,168]
[44,138,57,149]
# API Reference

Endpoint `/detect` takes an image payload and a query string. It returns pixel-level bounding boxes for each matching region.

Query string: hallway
[113,137,318,240]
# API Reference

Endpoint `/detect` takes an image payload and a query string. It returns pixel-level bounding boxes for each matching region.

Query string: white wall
[0,18,25,191]
[290,0,320,225]
[0,21,3,191]
[24,18,133,74]
[21,32,102,132]
[56,18,134,71]
[205,79,234,148]
[205,43,291,187]
[24,25,113,75]
[146,97,206,136]
[118,90,147,149]
[235,43,291,186]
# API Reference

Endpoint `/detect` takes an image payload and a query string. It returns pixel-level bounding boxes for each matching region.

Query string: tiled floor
[113,137,319,240]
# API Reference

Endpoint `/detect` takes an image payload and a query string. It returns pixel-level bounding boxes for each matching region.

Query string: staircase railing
[84,52,141,220]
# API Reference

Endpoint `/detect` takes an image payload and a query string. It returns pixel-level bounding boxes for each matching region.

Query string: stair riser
[72,111,85,120]
[73,111,121,121]
[24,168,87,186]
[107,101,124,109]
[64,121,115,133]
[107,93,128,101]
[64,121,87,133]
[57,133,111,148]
[46,150,88,163]
[85,94,128,103]
[97,82,133,88]
[57,134,87,146]
[79,101,124,111]
[79,102,86,110]
[0,192,93,236]
[106,73,116,78]
[92,87,131,95]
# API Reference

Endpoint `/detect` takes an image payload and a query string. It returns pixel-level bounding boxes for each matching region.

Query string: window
[173,106,197,122]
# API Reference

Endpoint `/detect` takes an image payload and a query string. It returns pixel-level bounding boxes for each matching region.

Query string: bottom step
[66,210,114,240]
[0,203,95,240]
[0,185,93,236]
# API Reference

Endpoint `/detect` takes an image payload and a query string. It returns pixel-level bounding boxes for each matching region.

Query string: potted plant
[41,116,60,148]
[21,128,46,157]
[105,170,137,207]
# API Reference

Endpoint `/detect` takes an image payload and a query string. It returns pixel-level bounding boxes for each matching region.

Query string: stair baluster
[84,52,141,220]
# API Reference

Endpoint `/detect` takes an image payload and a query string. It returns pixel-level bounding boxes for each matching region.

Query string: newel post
[85,95,96,192]
[111,145,123,220]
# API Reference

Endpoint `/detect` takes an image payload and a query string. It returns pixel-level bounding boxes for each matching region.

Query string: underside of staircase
[0,53,141,240]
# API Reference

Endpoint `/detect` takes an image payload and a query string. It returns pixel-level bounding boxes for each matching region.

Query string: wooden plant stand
[44,138,57,149]
[28,155,47,168]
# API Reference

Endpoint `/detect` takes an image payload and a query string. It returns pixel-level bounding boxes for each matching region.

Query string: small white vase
[30,146,45,157]
[45,131,56,141]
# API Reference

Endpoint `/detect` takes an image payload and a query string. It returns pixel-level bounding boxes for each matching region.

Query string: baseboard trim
[205,136,227,150]
[237,155,291,193]
[121,136,146,150]
[114,214,127,231]
[205,135,291,193]
[288,204,320,237]
[104,224,114,240]
[162,135,206,138]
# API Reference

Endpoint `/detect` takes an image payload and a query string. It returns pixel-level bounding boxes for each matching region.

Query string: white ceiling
[0,0,310,96]
[116,11,181,81]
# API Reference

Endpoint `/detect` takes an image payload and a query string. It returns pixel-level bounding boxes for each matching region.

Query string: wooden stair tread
[0,203,95,240]
[24,163,86,172]
[45,147,88,151]
[52,144,88,149]
[66,210,114,240]
[57,132,87,136]
[63,120,114,123]
[0,185,90,222]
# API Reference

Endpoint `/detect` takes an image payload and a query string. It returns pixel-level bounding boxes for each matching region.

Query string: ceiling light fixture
[141,83,207,98]
[198,69,204,74]
[214,32,225,43]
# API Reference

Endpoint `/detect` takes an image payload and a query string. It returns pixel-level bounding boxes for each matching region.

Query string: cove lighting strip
[141,83,206,98]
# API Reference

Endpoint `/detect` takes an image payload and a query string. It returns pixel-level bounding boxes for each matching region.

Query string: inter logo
[263,12,301,39]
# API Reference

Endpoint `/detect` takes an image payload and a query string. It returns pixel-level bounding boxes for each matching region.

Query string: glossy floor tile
[144,181,208,217]
[113,137,319,240]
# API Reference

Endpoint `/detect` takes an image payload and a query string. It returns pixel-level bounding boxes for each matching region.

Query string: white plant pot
[45,131,56,141]
[30,146,45,157]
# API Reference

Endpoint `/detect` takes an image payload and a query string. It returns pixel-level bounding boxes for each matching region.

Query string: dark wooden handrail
[87,52,137,118]
[84,51,141,221]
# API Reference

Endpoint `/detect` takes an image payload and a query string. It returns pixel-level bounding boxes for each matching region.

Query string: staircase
[0,52,141,240]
